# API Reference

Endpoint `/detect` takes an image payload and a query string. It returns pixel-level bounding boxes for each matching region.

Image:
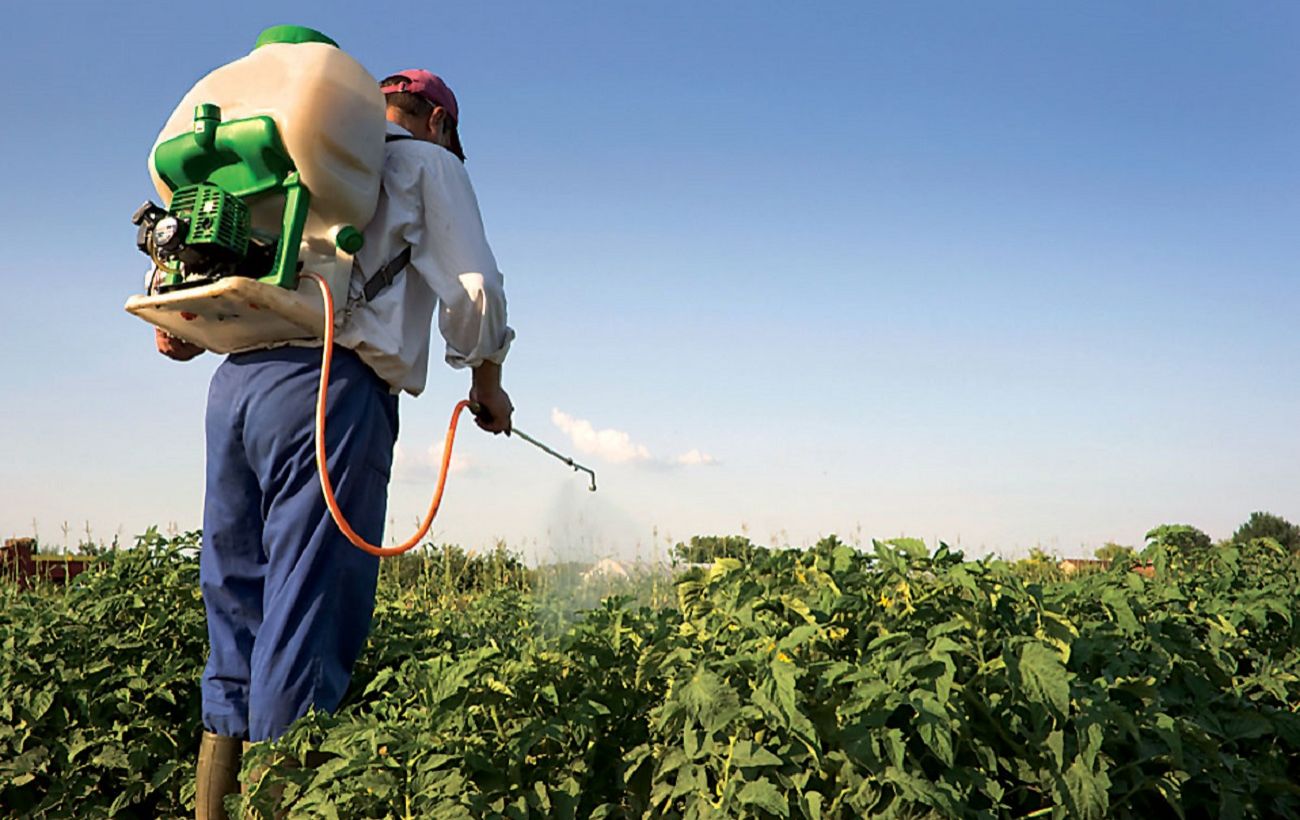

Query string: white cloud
[550,409,717,468]
[675,449,717,466]
[392,441,473,483]
[551,409,652,464]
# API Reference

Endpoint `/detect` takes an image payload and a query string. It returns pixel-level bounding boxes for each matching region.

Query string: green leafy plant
[5,525,1299,818]
[0,528,207,817]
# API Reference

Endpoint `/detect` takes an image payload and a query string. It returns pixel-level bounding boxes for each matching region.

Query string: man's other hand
[469,361,512,434]
[469,384,513,434]
[156,328,205,361]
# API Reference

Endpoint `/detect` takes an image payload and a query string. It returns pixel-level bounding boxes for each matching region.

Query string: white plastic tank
[148,25,385,251]
[132,26,386,351]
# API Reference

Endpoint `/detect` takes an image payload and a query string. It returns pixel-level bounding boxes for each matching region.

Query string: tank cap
[334,226,364,254]
[254,25,338,49]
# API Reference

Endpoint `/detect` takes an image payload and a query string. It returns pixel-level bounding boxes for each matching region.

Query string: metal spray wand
[470,403,597,491]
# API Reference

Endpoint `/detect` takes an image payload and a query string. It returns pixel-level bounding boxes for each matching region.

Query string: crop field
[2,528,1299,818]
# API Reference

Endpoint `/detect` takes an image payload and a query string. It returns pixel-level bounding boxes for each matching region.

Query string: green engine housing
[169,183,251,262]
[147,103,312,290]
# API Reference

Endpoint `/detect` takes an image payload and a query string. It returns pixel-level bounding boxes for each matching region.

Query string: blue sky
[2,1,1297,560]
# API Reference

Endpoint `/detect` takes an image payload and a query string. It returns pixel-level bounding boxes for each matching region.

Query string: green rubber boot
[195,731,242,819]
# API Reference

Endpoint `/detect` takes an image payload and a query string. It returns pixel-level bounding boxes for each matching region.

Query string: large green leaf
[911,692,954,767]
[732,739,784,768]
[1011,642,1070,718]
[736,777,790,818]
[1062,757,1111,820]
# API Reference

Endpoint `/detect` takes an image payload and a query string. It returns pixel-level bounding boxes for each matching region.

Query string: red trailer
[1,538,95,590]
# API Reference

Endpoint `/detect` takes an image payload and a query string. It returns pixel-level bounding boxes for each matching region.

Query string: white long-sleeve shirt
[335,120,514,395]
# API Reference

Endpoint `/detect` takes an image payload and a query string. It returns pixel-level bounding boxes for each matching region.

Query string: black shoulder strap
[360,134,418,301]
[362,246,412,302]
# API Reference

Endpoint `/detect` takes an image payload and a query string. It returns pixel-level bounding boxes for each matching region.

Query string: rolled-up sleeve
[407,151,514,369]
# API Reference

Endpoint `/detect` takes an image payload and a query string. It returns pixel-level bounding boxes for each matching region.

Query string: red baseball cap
[380,69,459,122]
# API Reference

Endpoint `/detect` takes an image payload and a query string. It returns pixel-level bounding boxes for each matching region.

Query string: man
[161,69,515,818]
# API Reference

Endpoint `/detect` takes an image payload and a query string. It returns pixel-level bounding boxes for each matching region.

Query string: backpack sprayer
[126,25,595,558]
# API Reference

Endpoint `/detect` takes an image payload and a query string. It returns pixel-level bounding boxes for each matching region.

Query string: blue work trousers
[200,345,397,741]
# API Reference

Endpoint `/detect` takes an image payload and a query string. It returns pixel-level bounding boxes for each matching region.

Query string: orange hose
[303,272,469,557]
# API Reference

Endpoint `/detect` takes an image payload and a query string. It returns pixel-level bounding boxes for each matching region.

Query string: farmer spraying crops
[153,60,516,816]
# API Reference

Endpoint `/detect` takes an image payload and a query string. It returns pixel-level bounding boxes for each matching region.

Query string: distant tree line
[673,511,1300,570]
[1107,510,1300,562]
